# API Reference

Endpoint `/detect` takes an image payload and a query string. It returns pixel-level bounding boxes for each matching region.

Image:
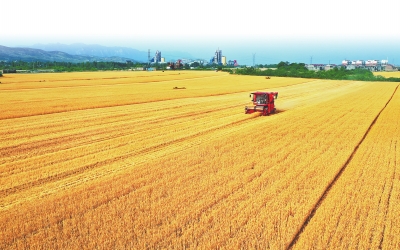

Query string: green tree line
[231,62,400,82]
[0,60,235,72]
[0,60,147,72]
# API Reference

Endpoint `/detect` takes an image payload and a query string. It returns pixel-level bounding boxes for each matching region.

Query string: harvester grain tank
[245,92,278,116]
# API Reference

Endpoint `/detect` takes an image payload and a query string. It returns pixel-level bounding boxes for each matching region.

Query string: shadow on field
[246,109,285,118]
[274,109,286,114]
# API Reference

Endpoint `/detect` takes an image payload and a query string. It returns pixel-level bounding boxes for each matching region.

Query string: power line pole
[253,53,256,67]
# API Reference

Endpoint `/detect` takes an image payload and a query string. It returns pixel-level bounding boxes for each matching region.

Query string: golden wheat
[292,84,400,249]
[0,71,398,249]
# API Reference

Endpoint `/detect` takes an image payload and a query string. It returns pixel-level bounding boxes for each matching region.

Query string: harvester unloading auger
[245,92,278,116]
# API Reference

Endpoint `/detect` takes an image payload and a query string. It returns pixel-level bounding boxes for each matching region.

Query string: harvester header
[245,91,278,116]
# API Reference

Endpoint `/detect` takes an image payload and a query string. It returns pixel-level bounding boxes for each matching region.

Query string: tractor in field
[245,91,278,116]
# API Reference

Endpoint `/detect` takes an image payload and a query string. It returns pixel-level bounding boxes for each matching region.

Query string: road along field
[0,71,399,249]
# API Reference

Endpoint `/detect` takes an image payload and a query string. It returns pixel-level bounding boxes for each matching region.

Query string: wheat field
[0,71,399,249]
[373,71,400,78]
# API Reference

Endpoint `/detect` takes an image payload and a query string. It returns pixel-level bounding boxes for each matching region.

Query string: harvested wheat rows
[0,71,399,249]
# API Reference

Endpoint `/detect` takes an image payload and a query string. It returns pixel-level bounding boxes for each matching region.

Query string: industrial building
[228,60,238,67]
[341,59,392,71]
[210,49,223,65]
[221,56,226,66]
[145,48,239,68]
[146,48,238,67]
[151,50,162,63]
[149,50,162,63]
[306,59,396,72]
[208,49,238,66]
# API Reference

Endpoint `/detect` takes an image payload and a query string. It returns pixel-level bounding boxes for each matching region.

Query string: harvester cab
[245,92,278,116]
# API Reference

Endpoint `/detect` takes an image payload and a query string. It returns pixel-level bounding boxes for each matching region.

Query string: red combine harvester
[245,91,278,116]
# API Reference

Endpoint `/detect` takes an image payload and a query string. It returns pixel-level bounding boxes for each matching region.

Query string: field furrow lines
[291,84,400,249]
[1,71,399,249]
[287,83,400,249]
[0,72,311,120]
[0,110,261,210]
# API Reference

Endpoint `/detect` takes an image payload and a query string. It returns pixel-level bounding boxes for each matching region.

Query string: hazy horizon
[3,0,399,65]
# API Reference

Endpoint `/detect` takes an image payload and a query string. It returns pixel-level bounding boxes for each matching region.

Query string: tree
[277,61,289,69]
[190,62,200,68]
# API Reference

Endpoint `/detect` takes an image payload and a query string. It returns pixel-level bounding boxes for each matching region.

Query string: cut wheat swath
[0,71,399,249]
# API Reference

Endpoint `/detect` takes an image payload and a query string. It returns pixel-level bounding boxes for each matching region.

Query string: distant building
[222,56,227,66]
[342,60,351,66]
[324,64,337,70]
[346,65,356,70]
[306,64,325,71]
[306,64,315,71]
[307,59,391,72]
[210,49,222,64]
[342,59,388,71]
[385,64,397,71]
[151,50,161,63]
[228,60,238,67]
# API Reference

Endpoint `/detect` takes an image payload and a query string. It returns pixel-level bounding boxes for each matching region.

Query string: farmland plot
[0,71,398,249]
[291,84,400,249]
[373,71,400,78]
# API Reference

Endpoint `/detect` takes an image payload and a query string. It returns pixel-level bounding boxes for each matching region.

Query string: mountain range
[0,45,134,63]
[0,43,194,63]
[29,43,148,62]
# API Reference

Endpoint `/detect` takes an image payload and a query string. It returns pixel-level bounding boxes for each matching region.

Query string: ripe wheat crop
[0,71,399,249]
[292,84,400,249]
[373,71,400,78]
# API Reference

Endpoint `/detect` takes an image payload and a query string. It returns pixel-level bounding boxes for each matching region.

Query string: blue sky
[3,0,400,65]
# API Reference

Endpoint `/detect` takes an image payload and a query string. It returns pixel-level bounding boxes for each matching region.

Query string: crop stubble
[0,71,398,249]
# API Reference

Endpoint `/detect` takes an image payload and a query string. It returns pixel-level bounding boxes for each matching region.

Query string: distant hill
[29,43,147,62]
[28,43,194,62]
[0,45,135,63]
